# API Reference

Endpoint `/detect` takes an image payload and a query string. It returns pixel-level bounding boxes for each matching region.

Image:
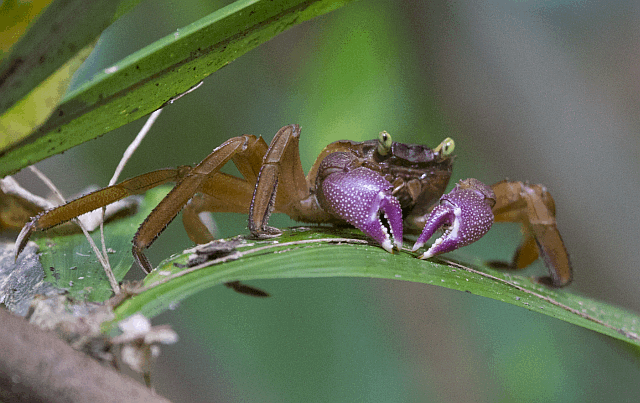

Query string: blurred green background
[15,0,640,401]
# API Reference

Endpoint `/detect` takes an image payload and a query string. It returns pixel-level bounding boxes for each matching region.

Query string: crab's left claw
[318,167,404,252]
[413,178,495,259]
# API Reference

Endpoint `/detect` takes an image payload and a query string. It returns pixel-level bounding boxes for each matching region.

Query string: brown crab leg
[181,136,269,244]
[248,124,310,237]
[231,135,269,185]
[14,168,187,259]
[491,180,572,287]
[181,173,255,244]
[132,135,265,272]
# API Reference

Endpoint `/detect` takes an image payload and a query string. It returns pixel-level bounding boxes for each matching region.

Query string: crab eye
[377,131,393,156]
[434,137,455,156]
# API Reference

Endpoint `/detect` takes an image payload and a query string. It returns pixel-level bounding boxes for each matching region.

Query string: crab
[14,124,572,287]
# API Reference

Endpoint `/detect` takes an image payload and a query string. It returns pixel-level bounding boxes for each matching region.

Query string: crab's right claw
[319,167,404,252]
[413,178,495,259]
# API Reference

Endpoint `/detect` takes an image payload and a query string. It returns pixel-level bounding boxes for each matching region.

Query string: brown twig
[0,308,172,403]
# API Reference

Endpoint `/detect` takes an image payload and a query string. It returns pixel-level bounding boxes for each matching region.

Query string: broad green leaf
[34,187,169,301]
[0,0,143,153]
[0,0,356,177]
[0,44,94,149]
[108,227,640,348]
[10,184,639,347]
[0,0,141,119]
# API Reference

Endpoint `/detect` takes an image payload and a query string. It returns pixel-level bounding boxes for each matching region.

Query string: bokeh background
[18,0,640,401]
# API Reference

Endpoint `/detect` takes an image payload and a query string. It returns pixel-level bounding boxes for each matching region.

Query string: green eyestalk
[377,131,393,156]
[434,137,455,156]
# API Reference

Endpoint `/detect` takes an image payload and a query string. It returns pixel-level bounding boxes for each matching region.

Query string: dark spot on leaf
[0,57,24,86]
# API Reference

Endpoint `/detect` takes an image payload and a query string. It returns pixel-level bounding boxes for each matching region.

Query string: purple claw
[319,167,403,252]
[412,178,495,259]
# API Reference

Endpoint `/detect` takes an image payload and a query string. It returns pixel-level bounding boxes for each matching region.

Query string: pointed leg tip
[15,220,36,261]
[380,238,394,253]
[419,250,435,260]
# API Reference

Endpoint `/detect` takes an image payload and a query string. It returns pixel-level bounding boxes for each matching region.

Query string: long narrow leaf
[0,0,356,176]
[108,227,640,348]
[0,0,139,118]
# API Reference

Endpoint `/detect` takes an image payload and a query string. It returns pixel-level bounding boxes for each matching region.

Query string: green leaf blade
[0,0,357,177]
[109,228,640,348]
[34,187,169,301]
[0,0,140,117]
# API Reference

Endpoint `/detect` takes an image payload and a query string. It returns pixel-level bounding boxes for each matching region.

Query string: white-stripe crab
[15,124,572,287]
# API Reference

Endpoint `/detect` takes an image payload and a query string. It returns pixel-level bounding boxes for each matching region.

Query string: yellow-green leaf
[0,0,356,177]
